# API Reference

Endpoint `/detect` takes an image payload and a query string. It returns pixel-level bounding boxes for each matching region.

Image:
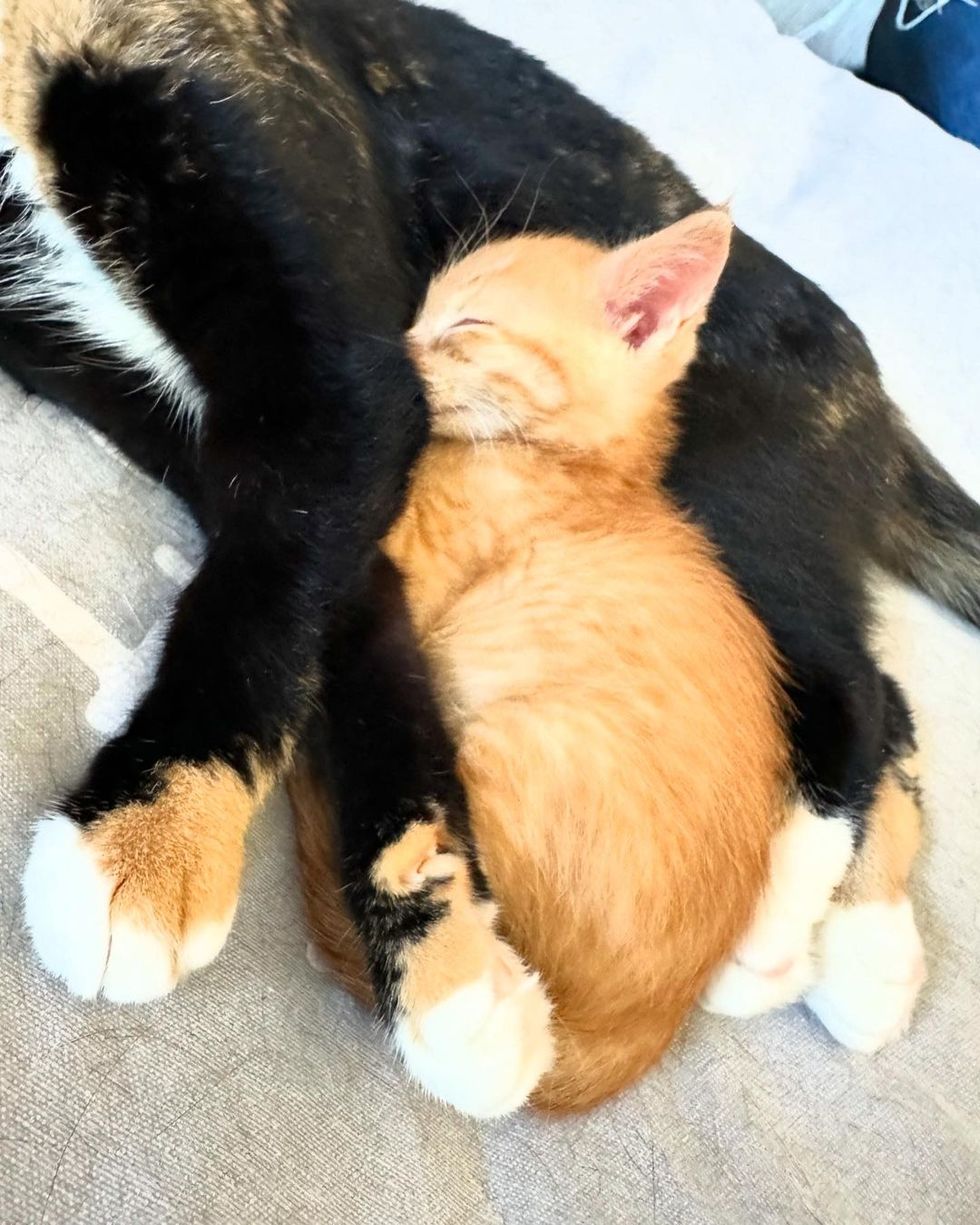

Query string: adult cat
[0,0,972,1112]
[292,213,924,1113]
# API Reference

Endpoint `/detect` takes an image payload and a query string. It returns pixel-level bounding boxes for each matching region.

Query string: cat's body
[0,0,969,1114]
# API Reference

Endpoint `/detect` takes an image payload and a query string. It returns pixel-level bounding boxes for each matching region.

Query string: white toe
[806,898,926,1053]
[395,951,554,1119]
[22,814,114,998]
[701,950,813,1017]
[21,812,231,1004]
[179,911,236,976]
[101,917,177,1004]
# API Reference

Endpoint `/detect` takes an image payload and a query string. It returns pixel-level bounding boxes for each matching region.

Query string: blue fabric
[865,1,980,147]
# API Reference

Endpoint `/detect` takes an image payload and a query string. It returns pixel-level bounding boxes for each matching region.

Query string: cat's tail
[872,428,980,629]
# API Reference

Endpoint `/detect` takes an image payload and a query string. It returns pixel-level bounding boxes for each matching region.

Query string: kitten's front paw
[22,763,251,1003]
[378,826,554,1118]
[805,898,926,1052]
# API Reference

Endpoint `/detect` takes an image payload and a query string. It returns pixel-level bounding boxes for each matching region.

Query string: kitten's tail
[873,429,980,629]
[288,756,376,1009]
[530,1009,684,1114]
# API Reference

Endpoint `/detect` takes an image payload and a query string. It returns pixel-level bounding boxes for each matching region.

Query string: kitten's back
[291,450,787,1111]
[426,452,787,1109]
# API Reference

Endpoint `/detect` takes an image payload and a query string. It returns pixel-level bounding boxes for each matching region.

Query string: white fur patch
[395,951,554,1119]
[178,912,237,976]
[21,813,232,1004]
[806,897,926,1052]
[701,801,854,1017]
[22,813,115,999]
[100,916,177,1005]
[701,948,814,1018]
[0,144,205,428]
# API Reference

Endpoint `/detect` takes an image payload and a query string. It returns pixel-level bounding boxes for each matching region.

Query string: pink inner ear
[603,210,732,349]
[614,286,673,349]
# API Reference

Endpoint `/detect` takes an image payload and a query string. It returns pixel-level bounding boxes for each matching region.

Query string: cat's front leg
[20,500,329,1002]
[319,555,554,1118]
[362,812,554,1119]
[23,762,265,1003]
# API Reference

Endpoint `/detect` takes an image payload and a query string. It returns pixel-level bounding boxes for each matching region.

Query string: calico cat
[0,0,972,1114]
[290,215,924,1113]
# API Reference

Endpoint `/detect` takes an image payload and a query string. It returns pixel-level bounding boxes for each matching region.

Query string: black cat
[1,0,976,1114]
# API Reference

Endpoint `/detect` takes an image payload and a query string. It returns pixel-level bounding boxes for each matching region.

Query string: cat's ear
[599,208,732,351]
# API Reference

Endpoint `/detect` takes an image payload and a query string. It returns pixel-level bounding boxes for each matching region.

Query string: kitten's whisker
[453,170,492,252]
[520,157,560,238]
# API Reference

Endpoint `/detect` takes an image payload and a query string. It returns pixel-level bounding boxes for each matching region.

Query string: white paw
[805,898,926,1052]
[701,948,814,1017]
[22,813,235,1004]
[702,804,854,1019]
[395,939,555,1119]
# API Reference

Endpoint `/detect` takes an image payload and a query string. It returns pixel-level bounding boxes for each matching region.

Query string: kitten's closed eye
[445,318,492,333]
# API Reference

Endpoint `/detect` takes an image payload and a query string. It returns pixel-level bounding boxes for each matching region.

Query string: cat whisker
[520,157,561,238]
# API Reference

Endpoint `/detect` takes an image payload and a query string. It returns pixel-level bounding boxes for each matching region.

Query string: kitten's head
[410,208,732,453]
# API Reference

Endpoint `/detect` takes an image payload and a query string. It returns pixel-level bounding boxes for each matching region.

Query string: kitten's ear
[599,208,732,350]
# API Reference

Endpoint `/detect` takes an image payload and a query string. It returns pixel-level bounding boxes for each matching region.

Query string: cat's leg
[806,709,926,1052]
[699,799,854,1016]
[10,52,422,1000]
[702,663,892,1018]
[314,554,554,1119]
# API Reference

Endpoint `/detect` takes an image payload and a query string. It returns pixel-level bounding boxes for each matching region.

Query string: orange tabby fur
[290,212,790,1111]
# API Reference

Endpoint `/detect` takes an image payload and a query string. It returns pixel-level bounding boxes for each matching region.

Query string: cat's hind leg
[702,662,892,1018]
[699,799,853,1017]
[805,751,926,1052]
[703,669,927,1052]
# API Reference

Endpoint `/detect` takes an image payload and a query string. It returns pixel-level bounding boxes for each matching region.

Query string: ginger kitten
[292,210,790,1112]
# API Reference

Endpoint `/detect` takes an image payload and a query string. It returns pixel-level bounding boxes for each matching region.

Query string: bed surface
[2,1,978,1220]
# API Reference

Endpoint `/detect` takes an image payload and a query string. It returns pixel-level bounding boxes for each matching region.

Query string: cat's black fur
[1,0,977,1023]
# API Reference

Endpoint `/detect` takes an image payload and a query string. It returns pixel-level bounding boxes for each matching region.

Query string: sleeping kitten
[292,210,790,1113]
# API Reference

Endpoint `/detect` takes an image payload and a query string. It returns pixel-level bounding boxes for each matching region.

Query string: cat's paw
[378,826,554,1118]
[22,763,251,1003]
[700,946,814,1017]
[805,897,926,1052]
[395,931,554,1119]
[702,803,854,1019]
